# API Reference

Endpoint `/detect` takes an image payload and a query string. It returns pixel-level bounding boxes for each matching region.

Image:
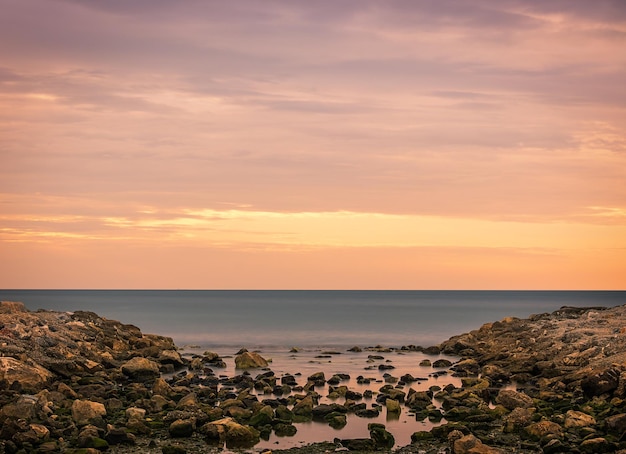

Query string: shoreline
[2,300,626,453]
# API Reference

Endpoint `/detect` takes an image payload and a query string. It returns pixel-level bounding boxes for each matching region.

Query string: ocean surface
[1,290,624,348]
[2,289,625,448]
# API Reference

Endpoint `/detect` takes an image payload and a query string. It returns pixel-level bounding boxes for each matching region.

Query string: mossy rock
[411,431,434,442]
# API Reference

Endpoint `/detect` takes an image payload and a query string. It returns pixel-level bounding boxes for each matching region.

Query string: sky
[1,0,625,289]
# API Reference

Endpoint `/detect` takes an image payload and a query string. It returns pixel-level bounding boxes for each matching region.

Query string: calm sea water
[2,290,624,348]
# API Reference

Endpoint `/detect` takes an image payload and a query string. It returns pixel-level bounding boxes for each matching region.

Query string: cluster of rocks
[2,300,626,454]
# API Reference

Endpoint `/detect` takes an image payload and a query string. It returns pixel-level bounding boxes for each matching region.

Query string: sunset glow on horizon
[1,0,625,289]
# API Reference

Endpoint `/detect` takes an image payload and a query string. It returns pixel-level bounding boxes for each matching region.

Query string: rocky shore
[2,300,626,453]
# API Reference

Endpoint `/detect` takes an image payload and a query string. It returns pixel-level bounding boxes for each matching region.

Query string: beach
[2,299,626,453]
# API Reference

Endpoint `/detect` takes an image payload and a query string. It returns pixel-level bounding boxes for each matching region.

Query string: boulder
[0,357,53,392]
[120,357,160,380]
[71,399,107,426]
[234,351,268,369]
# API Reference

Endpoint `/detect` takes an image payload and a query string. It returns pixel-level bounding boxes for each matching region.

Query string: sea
[2,290,624,349]
[2,290,624,449]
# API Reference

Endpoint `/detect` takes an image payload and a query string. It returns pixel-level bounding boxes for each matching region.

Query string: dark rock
[274,423,297,437]
[368,423,394,449]
[338,438,375,451]
[162,445,187,454]
[581,367,620,397]
[432,359,453,368]
[168,419,195,437]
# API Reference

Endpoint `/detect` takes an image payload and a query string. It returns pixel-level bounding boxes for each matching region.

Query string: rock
[169,418,195,437]
[419,359,432,366]
[503,407,534,433]
[162,445,187,454]
[451,358,480,375]
[0,357,53,392]
[125,406,146,421]
[0,301,27,313]
[338,438,375,451]
[105,426,136,445]
[153,377,174,397]
[274,422,297,436]
[72,399,107,426]
[293,395,314,416]
[121,357,160,380]
[564,410,596,428]
[524,420,563,441]
[580,437,614,453]
[307,371,326,386]
[581,367,620,397]
[433,359,453,368]
[235,351,269,369]
[159,350,185,367]
[495,389,534,410]
[453,434,505,454]
[605,413,626,434]
[386,398,401,413]
[368,423,394,449]
[201,417,260,448]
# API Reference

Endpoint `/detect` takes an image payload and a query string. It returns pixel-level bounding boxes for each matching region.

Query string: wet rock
[307,371,326,386]
[235,351,269,369]
[355,407,379,418]
[433,359,453,368]
[293,395,314,417]
[369,423,394,449]
[338,438,375,451]
[274,422,297,436]
[386,398,401,413]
